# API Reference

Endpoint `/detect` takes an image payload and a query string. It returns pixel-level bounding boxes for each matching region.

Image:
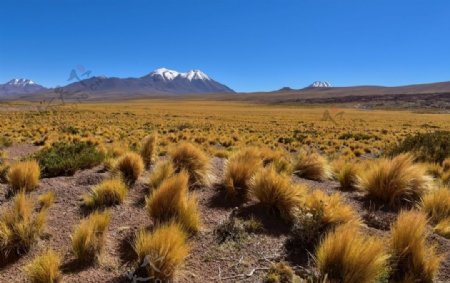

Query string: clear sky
[1,0,450,92]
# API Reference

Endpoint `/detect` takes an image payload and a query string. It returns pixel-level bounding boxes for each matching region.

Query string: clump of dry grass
[7,160,40,192]
[434,218,450,239]
[443,158,450,172]
[146,172,200,232]
[115,152,144,185]
[390,210,442,282]
[293,150,332,181]
[82,178,128,208]
[169,143,211,187]
[249,167,304,222]
[25,249,61,283]
[357,154,433,208]
[133,222,189,281]
[71,210,111,263]
[148,160,175,191]
[263,262,296,283]
[336,163,361,191]
[223,148,263,199]
[0,192,49,257]
[141,133,157,169]
[38,191,55,210]
[316,223,389,283]
[420,187,450,224]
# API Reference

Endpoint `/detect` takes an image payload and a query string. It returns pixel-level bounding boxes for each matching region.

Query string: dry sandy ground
[0,146,449,282]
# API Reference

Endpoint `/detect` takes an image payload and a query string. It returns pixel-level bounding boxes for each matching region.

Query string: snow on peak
[149,68,211,81]
[7,78,36,86]
[309,81,332,88]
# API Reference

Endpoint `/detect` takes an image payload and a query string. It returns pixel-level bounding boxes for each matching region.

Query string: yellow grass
[7,160,40,192]
[140,133,157,168]
[148,160,175,191]
[421,186,450,224]
[115,152,144,184]
[133,222,189,281]
[25,249,61,283]
[38,191,56,210]
[293,150,332,181]
[316,223,389,283]
[434,218,450,239]
[83,178,128,208]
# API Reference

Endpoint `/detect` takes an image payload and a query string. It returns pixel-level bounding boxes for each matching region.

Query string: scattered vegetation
[35,141,105,177]
[140,133,157,169]
[169,143,211,187]
[25,249,61,283]
[115,152,144,185]
[82,178,128,208]
[293,151,332,181]
[7,160,40,192]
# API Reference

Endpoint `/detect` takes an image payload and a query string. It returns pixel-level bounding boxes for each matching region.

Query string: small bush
[82,178,128,208]
[357,154,433,208]
[390,210,442,282]
[264,262,295,283]
[7,160,40,193]
[140,133,157,169]
[35,141,105,177]
[148,160,175,191]
[316,223,389,283]
[71,210,110,263]
[133,222,189,281]
[115,152,144,185]
[434,218,450,239]
[389,131,450,163]
[224,148,262,199]
[0,192,48,257]
[38,191,56,210]
[146,172,200,232]
[293,151,332,181]
[249,167,304,222]
[421,187,450,224]
[169,143,211,187]
[336,163,360,191]
[25,249,61,283]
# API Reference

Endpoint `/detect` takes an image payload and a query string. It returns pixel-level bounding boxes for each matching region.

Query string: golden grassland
[1,100,449,161]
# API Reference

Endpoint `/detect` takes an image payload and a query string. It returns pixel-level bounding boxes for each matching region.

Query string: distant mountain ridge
[0,79,47,96]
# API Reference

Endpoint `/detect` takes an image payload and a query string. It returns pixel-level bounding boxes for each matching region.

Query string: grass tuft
[7,160,40,193]
[148,160,175,191]
[140,133,157,169]
[336,162,361,191]
[421,186,450,224]
[82,178,128,208]
[169,143,211,187]
[115,152,144,185]
[25,249,61,283]
[38,191,56,210]
[293,150,332,181]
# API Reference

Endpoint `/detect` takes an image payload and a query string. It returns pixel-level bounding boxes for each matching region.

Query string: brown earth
[0,150,449,282]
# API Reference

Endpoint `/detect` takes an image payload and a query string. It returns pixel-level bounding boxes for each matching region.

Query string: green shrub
[389,131,450,163]
[34,141,105,177]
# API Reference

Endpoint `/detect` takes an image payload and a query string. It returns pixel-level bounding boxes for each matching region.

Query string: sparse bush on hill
[316,223,389,283]
[389,210,442,282]
[249,167,304,222]
[148,160,175,191]
[115,152,144,185]
[140,133,157,169]
[82,178,128,208]
[7,160,40,192]
[25,249,61,283]
[389,131,450,164]
[169,143,211,187]
[224,147,262,200]
[293,150,332,181]
[146,172,200,232]
[0,192,49,257]
[35,141,105,177]
[71,210,110,263]
[357,154,433,208]
[133,222,189,281]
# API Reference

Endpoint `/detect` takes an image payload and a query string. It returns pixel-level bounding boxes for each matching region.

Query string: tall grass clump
[146,172,200,233]
[38,191,56,210]
[71,210,111,263]
[357,154,433,208]
[249,167,304,222]
[224,148,262,199]
[34,141,105,177]
[336,163,361,191]
[0,192,49,257]
[115,152,144,185]
[390,210,442,282]
[434,218,450,239]
[140,133,157,169]
[420,187,450,224]
[82,178,128,208]
[293,150,332,181]
[7,160,40,193]
[169,143,211,187]
[25,249,61,283]
[133,222,189,281]
[148,160,175,191]
[316,224,389,283]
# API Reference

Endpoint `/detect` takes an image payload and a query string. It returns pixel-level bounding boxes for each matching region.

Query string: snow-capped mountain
[309,81,332,88]
[63,67,234,95]
[0,78,47,96]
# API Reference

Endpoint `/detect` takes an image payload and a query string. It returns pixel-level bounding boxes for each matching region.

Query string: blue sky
[1,0,450,92]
